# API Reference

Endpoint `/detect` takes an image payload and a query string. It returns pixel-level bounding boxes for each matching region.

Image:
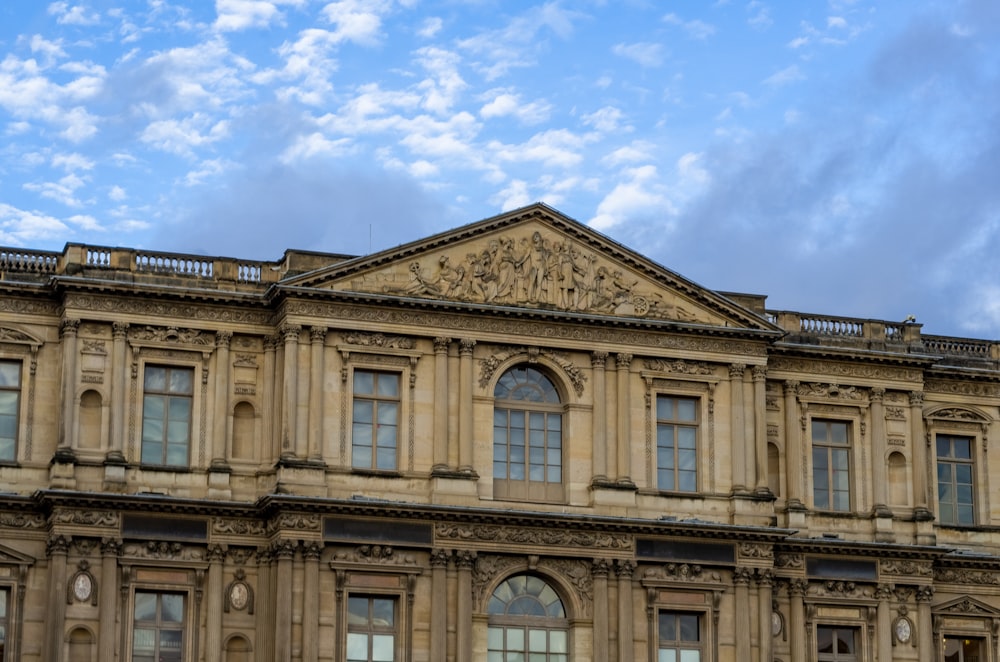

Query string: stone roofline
[1,242,996,367]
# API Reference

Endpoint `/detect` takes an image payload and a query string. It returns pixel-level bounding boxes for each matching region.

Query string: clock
[73,572,93,602]
[894,616,912,644]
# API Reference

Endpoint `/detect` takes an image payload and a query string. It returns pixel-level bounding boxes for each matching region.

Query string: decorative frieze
[642,563,722,583]
[122,541,205,561]
[643,358,714,375]
[435,523,632,550]
[341,332,415,349]
[331,545,418,567]
[934,568,1000,585]
[880,560,933,577]
[213,518,266,537]
[52,510,119,527]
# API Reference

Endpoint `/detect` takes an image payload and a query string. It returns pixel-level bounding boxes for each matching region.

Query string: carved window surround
[0,542,34,662]
[931,596,1000,660]
[924,406,991,528]
[804,594,877,662]
[640,571,724,662]
[0,326,41,463]
[120,565,204,662]
[804,406,868,515]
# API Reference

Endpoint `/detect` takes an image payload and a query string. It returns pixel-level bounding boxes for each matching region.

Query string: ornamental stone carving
[812,581,873,599]
[472,555,524,607]
[643,563,722,583]
[880,560,933,577]
[775,553,803,570]
[479,347,587,395]
[934,568,1000,585]
[268,513,320,533]
[348,230,714,323]
[52,510,119,527]
[341,332,415,349]
[213,518,266,536]
[129,326,214,345]
[0,512,46,529]
[797,383,866,401]
[331,545,418,567]
[738,542,773,560]
[643,358,714,375]
[435,523,632,550]
[123,542,205,561]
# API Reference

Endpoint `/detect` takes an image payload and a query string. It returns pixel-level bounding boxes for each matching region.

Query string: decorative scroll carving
[797,383,866,401]
[880,560,933,577]
[929,408,989,422]
[810,581,874,599]
[775,553,804,570]
[643,359,713,375]
[738,543,773,560]
[129,326,214,345]
[885,407,906,420]
[123,542,205,561]
[0,512,46,529]
[925,379,1000,398]
[349,231,714,323]
[478,346,587,395]
[213,518,266,536]
[52,510,120,527]
[331,545,419,566]
[268,513,320,533]
[643,563,722,583]
[435,523,631,550]
[233,353,258,367]
[542,558,593,607]
[473,555,524,607]
[934,568,1000,585]
[341,332,415,349]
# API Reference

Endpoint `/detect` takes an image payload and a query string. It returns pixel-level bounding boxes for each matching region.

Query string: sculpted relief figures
[356,230,711,323]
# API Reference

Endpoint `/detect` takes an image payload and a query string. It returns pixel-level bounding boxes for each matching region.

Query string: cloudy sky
[2,1,999,338]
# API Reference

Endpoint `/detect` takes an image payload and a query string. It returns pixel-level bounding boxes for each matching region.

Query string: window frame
[935,433,977,527]
[641,587,719,662]
[0,359,22,465]
[654,394,701,493]
[139,363,195,468]
[811,418,853,512]
[128,587,191,662]
[492,366,566,503]
[486,573,569,662]
[657,610,705,662]
[350,369,403,473]
[0,584,9,662]
[816,624,860,662]
[346,593,399,662]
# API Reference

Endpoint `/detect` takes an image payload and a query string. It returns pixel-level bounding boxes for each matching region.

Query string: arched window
[493,367,563,502]
[487,574,568,662]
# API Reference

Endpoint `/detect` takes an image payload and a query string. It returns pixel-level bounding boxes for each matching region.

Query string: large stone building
[0,203,998,662]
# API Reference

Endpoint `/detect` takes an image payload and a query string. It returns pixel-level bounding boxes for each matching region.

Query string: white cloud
[662,13,716,40]
[417,17,442,39]
[68,214,104,231]
[5,121,31,136]
[23,172,89,207]
[256,29,341,105]
[479,90,551,125]
[183,158,238,186]
[582,106,630,133]
[747,1,773,30]
[827,16,847,29]
[589,165,674,231]
[415,47,467,115]
[279,132,352,163]
[602,141,655,167]
[29,35,67,64]
[140,115,231,157]
[320,0,392,46]
[763,65,805,87]
[491,179,532,211]
[139,38,252,114]
[52,152,95,172]
[0,203,71,244]
[408,160,438,178]
[47,2,101,26]
[214,0,304,32]
[489,129,587,168]
[612,42,665,68]
[109,185,127,201]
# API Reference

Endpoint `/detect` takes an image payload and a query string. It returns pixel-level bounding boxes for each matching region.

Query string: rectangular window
[141,366,194,466]
[347,595,396,662]
[817,625,858,661]
[132,591,185,662]
[944,635,983,661]
[352,371,400,471]
[937,435,975,526]
[812,420,851,511]
[658,611,702,662]
[0,361,21,463]
[656,396,699,492]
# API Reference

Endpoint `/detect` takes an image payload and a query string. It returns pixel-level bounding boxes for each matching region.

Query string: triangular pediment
[287,204,776,331]
[934,595,1000,617]
[0,541,35,566]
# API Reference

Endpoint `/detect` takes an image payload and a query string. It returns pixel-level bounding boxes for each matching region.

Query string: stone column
[456,551,475,662]
[875,584,893,662]
[916,586,934,661]
[281,325,301,459]
[263,335,278,460]
[910,391,929,516]
[757,569,773,662]
[784,381,803,509]
[788,579,807,662]
[432,338,451,473]
[205,545,226,662]
[212,331,232,467]
[458,340,476,474]
[302,542,321,662]
[273,540,296,662]
[591,352,608,484]
[59,319,80,452]
[108,321,129,460]
[752,366,768,493]
[733,567,752,662]
[606,356,618,479]
[729,364,747,493]
[308,327,326,461]
[616,560,635,662]
[45,534,70,662]
[98,538,121,662]
[430,550,450,662]
[616,354,634,486]
[870,388,891,516]
[591,559,610,662]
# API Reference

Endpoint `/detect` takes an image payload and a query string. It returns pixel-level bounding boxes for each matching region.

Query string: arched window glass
[493,367,563,502]
[487,575,568,662]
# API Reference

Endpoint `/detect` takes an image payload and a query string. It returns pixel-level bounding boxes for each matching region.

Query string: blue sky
[2,1,999,338]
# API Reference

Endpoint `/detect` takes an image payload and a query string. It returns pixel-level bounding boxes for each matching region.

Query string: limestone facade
[0,204,999,661]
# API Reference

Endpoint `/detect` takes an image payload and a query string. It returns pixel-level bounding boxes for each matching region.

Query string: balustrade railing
[0,248,59,274]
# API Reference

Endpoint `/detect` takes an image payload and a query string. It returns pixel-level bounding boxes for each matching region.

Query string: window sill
[351,468,404,478]
[138,464,193,473]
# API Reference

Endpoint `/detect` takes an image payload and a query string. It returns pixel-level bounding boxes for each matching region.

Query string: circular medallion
[894,617,912,644]
[771,611,783,636]
[229,582,249,610]
[73,573,93,602]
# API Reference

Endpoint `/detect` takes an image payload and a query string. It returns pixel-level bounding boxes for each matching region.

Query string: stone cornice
[775,538,948,562]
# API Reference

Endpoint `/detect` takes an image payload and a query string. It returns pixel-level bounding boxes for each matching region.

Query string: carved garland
[478,346,587,396]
